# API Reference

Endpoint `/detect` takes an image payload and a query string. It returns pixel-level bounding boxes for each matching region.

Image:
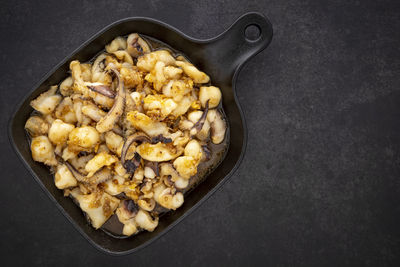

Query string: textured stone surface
[1,0,400,266]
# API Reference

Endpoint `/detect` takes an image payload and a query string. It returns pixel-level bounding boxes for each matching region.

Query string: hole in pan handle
[203,12,273,82]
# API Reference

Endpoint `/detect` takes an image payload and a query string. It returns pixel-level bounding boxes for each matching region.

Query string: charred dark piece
[78,151,89,157]
[123,199,139,216]
[133,41,143,53]
[114,192,128,200]
[124,152,141,174]
[151,134,172,144]
[120,133,151,173]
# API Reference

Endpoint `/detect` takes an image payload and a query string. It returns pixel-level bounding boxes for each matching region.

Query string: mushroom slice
[136,142,183,162]
[207,109,227,144]
[126,111,168,137]
[25,116,49,137]
[127,33,151,57]
[30,86,62,115]
[70,188,119,229]
[175,60,210,83]
[96,65,126,133]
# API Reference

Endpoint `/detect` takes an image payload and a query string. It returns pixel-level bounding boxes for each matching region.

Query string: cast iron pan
[8,12,273,255]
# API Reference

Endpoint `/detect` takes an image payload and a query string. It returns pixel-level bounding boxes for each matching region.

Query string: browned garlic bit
[25,33,227,237]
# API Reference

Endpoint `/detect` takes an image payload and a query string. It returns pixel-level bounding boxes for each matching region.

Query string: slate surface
[1,0,399,266]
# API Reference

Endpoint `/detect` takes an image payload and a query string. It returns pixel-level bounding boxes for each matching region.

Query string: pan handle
[203,12,273,82]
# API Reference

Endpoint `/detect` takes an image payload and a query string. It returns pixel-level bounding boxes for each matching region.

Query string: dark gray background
[1,0,400,266]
